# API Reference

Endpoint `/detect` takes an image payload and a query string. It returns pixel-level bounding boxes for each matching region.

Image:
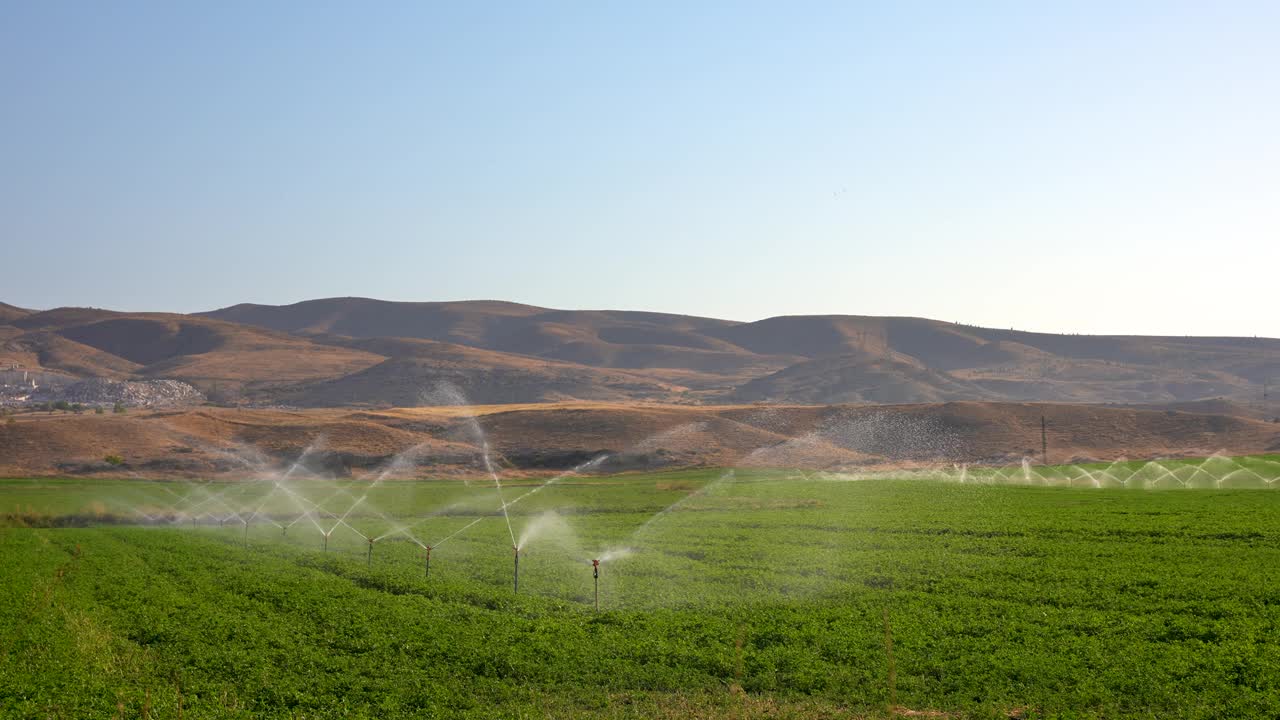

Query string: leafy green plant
[0,467,1278,718]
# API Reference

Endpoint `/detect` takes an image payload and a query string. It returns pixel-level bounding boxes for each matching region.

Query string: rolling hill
[200,297,791,385]
[263,335,681,406]
[0,303,30,324]
[2,312,384,394]
[729,351,992,404]
[0,297,1274,410]
[1,307,690,405]
[200,297,1277,408]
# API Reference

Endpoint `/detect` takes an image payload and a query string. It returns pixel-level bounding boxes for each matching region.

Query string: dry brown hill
[2,312,385,395]
[264,335,682,406]
[12,307,121,330]
[0,331,142,378]
[2,297,1275,407]
[1,309,697,405]
[707,315,888,357]
[205,297,737,342]
[0,303,30,324]
[2,402,1275,478]
[201,297,784,383]
[201,298,1279,406]
[1120,398,1276,421]
[730,351,993,404]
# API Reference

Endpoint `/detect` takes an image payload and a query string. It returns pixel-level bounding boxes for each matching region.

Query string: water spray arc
[484,442,517,548]
[117,403,1280,610]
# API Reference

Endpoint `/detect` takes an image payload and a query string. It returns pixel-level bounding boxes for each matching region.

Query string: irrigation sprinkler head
[591,559,601,611]
[513,546,521,593]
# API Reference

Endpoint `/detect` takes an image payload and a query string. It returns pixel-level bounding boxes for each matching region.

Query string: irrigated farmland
[3,462,1279,718]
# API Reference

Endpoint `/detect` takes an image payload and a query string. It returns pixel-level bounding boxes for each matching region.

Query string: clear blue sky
[3,2,1277,336]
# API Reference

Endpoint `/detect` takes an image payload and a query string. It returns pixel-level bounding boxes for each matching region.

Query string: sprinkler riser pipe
[513,547,520,593]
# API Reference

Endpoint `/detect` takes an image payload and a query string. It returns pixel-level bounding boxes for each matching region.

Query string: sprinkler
[281,526,288,537]
[592,559,600,611]
[367,538,375,568]
[513,546,520,593]
[242,519,250,547]
[323,531,330,552]
[423,545,432,578]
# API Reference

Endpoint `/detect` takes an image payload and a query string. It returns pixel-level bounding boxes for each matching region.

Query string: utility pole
[1040,415,1048,466]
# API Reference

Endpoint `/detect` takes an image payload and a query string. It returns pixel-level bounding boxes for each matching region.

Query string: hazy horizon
[4,3,1278,337]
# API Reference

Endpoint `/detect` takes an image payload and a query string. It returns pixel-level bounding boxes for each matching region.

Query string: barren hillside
[2,402,1275,478]
[0,303,30,324]
[1,297,1275,408]
[202,297,1277,406]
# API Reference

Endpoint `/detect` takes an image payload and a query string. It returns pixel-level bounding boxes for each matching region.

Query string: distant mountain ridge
[0,297,1275,410]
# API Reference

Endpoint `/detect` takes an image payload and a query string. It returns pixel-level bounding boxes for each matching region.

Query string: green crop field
[3,461,1280,718]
